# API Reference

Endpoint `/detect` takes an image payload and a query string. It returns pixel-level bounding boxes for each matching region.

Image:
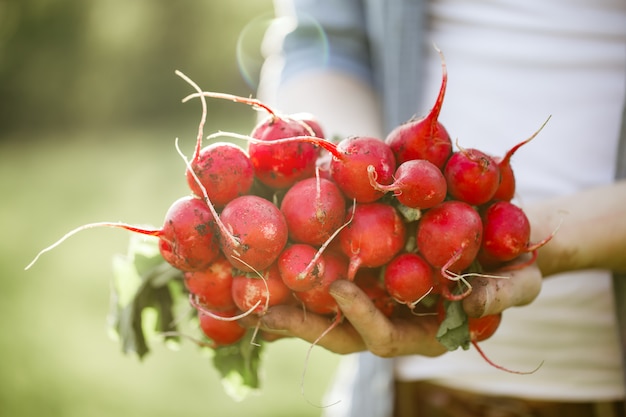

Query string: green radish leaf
[436,299,470,351]
[109,234,184,359]
[109,235,264,400]
[212,331,264,401]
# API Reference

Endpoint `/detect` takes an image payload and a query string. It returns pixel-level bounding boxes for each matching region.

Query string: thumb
[463,262,542,318]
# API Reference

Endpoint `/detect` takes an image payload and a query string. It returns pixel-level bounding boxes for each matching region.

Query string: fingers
[329,280,446,357]
[463,262,542,318]
[257,280,446,357]
[254,262,542,357]
[259,303,366,354]
[328,279,397,352]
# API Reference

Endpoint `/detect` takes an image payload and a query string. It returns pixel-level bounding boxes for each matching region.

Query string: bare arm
[528,179,626,277]
[461,182,626,317]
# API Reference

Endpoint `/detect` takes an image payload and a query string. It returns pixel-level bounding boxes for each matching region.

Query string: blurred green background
[0,1,341,416]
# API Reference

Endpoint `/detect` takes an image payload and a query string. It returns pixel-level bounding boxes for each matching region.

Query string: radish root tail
[300,311,343,409]
[472,340,544,375]
[25,222,160,270]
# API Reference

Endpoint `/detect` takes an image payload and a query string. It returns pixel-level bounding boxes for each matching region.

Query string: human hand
[252,261,542,358]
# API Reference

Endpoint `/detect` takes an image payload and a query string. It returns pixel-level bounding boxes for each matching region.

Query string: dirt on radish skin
[277,243,326,292]
[186,142,255,208]
[151,196,222,272]
[218,195,289,273]
[280,176,347,246]
[249,113,320,189]
[181,88,320,190]
[293,250,349,315]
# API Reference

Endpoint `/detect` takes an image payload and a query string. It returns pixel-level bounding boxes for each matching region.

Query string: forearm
[528,179,626,276]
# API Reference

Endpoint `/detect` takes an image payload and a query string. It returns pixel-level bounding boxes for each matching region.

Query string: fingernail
[464,281,492,318]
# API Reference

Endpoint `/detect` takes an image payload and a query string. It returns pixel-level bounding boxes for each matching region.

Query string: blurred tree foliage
[0,0,274,135]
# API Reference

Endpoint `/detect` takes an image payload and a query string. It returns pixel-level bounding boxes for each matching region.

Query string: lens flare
[236,12,329,90]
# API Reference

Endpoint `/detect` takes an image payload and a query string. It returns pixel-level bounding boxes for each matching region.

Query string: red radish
[444,146,501,206]
[218,195,289,272]
[384,48,452,169]
[493,162,516,202]
[184,255,236,311]
[198,309,247,347]
[280,176,347,246]
[468,312,502,343]
[294,251,349,315]
[152,196,220,272]
[231,263,292,315]
[25,195,220,273]
[384,252,435,308]
[367,159,447,209]
[186,142,254,208]
[492,116,551,201]
[181,87,319,190]
[479,201,531,264]
[248,113,320,189]
[329,136,397,203]
[355,270,396,318]
[478,200,554,269]
[211,132,396,204]
[279,198,355,293]
[183,144,289,273]
[339,202,406,280]
[417,201,483,273]
[277,243,326,292]
[416,200,483,300]
[176,73,289,274]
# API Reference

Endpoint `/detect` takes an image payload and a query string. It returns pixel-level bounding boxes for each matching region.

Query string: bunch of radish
[26,51,551,376]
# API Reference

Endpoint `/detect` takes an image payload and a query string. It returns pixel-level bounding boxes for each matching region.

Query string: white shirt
[395,0,626,401]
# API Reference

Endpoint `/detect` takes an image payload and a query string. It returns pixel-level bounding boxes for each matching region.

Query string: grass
[0,121,341,417]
